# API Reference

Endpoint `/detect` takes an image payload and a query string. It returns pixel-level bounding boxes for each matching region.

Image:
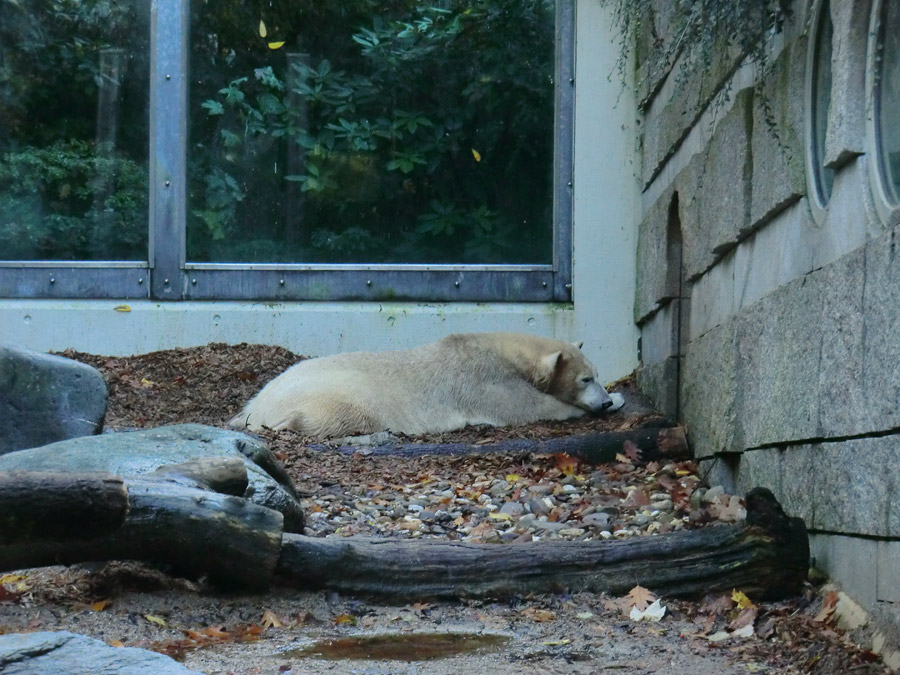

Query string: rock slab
[0,345,108,455]
[0,630,201,674]
[0,423,304,532]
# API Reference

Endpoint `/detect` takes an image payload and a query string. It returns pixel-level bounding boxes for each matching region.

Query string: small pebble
[499,501,525,517]
[559,528,585,537]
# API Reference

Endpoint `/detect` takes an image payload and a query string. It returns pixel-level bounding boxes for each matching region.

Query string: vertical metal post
[149,0,188,299]
[553,0,575,302]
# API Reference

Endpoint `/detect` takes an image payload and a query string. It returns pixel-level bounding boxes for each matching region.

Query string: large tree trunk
[0,471,128,543]
[0,470,283,590]
[311,426,690,464]
[276,487,807,600]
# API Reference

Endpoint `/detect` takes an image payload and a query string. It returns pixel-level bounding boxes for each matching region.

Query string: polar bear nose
[600,400,613,411]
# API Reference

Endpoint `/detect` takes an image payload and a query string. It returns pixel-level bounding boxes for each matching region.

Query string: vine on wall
[601,0,795,103]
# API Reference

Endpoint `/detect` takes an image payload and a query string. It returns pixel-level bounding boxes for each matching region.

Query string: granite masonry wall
[632,0,900,646]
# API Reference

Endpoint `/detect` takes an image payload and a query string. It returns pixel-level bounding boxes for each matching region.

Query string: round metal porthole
[804,0,835,223]
[867,0,900,223]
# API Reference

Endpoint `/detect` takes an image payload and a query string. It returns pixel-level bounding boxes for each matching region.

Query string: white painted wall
[572,0,641,381]
[0,3,640,385]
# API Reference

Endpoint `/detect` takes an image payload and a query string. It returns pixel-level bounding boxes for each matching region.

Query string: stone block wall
[633,0,900,646]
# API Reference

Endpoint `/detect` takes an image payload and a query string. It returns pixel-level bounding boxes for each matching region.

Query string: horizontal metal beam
[181,268,562,302]
[0,267,150,299]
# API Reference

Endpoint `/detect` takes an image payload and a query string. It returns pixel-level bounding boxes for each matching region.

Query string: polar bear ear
[536,351,563,389]
[572,341,584,350]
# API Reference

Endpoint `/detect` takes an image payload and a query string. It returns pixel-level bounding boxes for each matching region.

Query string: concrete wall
[635,0,900,646]
[0,2,640,385]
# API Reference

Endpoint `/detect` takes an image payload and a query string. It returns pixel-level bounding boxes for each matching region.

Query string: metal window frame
[0,0,575,303]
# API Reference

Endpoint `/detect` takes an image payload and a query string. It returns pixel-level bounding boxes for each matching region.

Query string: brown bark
[0,476,283,590]
[314,426,689,465]
[0,471,128,544]
[276,488,807,601]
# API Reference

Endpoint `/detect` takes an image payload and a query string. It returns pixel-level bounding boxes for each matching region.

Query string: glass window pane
[811,0,834,204]
[188,1,556,264]
[0,1,150,261]
[876,0,900,205]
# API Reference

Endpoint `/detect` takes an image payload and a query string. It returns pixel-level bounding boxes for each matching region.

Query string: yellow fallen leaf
[261,609,284,629]
[140,378,156,387]
[92,599,110,612]
[145,614,167,627]
[471,148,481,162]
[113,305,131,312]
[108,640,125,648]
[258,19,267,38]
[731,589,756,610]
[0,574,26,585]
[334,613,356,626]
[489,512,513,521]
[520,608,555,622]
[505,474,521,483]
[542,639,571,646]
[268,41,285,50]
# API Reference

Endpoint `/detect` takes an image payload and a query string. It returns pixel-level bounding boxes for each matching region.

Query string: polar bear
[229,332,623,437]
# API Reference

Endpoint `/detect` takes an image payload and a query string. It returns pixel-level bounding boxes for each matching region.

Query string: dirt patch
[0,343,890,674]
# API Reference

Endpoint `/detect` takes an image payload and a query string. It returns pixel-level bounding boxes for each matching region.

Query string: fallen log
[276,487,807,601]
[0,471,128,544]
[0,475,283,590]
[311,426,689,465]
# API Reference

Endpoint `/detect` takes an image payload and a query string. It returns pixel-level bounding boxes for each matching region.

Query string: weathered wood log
[310,426,689,465]
[0,478,284,590]
[276,487,807,601]
[0,471,128,544]
[148,457,249,496]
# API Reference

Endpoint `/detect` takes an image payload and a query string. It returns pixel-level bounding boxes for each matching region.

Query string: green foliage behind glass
[0,141,147,260]
[0,0,149,261]
[189,0,555,264]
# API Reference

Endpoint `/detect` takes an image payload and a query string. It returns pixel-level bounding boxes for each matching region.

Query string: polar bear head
[536,341,615,414]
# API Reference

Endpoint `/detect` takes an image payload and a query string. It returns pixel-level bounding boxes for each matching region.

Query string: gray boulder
[0,345,108,455]
[0,423,304,532]
[0,631,201,674]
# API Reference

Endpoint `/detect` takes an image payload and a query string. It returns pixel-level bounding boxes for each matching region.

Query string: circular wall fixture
[867,0,900,224]
[804,0,835,224]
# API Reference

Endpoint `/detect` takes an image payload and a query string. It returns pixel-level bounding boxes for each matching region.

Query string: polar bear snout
[576,382,613,413]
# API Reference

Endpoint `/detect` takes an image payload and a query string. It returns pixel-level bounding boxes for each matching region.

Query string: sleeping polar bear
[230,332,623,438]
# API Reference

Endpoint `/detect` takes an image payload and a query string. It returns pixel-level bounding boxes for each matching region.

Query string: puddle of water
[285,632,510,662]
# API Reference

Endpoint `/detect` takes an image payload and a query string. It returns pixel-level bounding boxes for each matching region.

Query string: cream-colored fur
[229,332,616,437]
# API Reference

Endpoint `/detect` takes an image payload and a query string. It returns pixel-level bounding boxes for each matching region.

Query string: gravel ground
[0,343,891,674]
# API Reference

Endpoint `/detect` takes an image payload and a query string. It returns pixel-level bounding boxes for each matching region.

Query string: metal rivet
[567,181,573,188]
[564,283,572,290]
[541,281,548,288]
[279,279,285,286]
[366,280,372,286]
[569,77,575,84]
[165,180,171,187]
[454,280,460,287]
[164,278,170,286]
[49,277,55,284]
[165,74,171,80]
[191,278,197,285]
[138,277,144,285]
